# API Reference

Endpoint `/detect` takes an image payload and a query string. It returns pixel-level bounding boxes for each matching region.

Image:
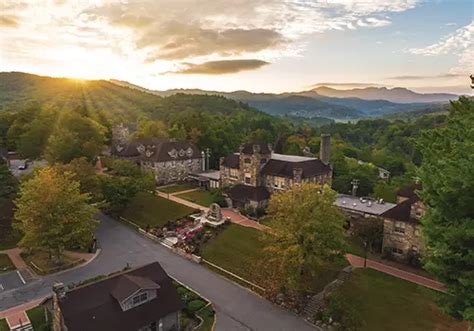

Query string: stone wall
[141,158,202,185]
[239,147,271,187]
[382,218,423,260]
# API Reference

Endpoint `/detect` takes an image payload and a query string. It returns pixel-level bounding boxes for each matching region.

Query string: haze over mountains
[111,79,457,120]
[0,72,458,122]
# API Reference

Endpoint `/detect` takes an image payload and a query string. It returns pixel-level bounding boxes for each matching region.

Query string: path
[0,214,319,331]
[346,253,445,292]
[0,298,42,331]
[157,190,268,231]
[0,248,28,270]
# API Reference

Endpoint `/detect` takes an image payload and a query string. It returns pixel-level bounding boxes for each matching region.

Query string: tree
[45,110,106,163]
[262,183,346,293]
[0,161,17,198]
[14,167,97,261]
[99,160,155,211]
[134,119,168,139]
[417,97,474,321]
[55,158,102,201]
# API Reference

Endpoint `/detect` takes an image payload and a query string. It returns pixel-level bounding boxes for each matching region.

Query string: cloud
[141,23,284,61]
[0,15,20,27]
[388,73,466,80]
[169,59,269,74]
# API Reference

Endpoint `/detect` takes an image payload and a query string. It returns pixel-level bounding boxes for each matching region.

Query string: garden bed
[175,282,215,331]
[0,253,15,273]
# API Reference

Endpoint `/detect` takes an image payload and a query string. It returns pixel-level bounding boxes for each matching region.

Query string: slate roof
[398,182,422,199]
[226,184,270,202]
[240,143,272,155]
[261,159,330,178]
[113,139,201,162]
[58,262,184,331]
[221,153,240,169]
[381,196,420,224]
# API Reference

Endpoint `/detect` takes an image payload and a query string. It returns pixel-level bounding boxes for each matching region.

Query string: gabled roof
[398,182,422,199]
[110,274,160,303]
[58,262,184,331]
[240,143,272,155]
[113,139,201,162]
[226,184,270,202]
[381,196,420,224]
[261,159,330,179]
[221,153,240,169]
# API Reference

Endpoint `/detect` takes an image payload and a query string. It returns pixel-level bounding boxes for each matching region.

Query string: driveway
[0,214,317,331]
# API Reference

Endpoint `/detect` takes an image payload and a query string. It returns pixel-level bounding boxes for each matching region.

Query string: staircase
[6,311,33,331]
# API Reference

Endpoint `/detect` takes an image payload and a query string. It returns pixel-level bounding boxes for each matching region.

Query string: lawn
[176,190,214,207]
[0,319,8,331]
[328,268,467,331]
[120,192,195,228]
[201,224,266,285]
[0,253,15,273]
[26,305,51,331]
[158,182,197,194]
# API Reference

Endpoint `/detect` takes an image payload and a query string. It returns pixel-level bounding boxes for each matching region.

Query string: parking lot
[0,270,26,292]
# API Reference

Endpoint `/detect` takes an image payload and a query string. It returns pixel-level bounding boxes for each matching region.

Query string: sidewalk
[346,253,445,292]
[0,248,28,270]
[0,297,44,325]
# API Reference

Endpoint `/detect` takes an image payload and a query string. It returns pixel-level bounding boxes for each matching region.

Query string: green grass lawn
[0,253,15,273]
[0,318,8,331]
[176,190,214,207]
[201,224,267,286]
[120,192,195,228]
[26,305,51,331]
[329,268,467,331]
[158,183,197,194]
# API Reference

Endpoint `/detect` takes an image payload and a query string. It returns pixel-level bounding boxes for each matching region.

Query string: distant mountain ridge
[111,79,455,120]
[312,86,458,103]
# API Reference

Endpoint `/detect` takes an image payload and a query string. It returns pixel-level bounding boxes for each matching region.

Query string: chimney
[252,144,261,154]
[320,134,330,165]
[53,282,66,300]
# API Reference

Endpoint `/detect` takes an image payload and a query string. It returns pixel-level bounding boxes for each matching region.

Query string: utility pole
[351,179,359,196]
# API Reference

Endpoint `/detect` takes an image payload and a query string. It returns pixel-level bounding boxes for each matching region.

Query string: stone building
[381,183,426,261]
[112,138,202,185]
[51,262,184,331]
[220,134,332,210]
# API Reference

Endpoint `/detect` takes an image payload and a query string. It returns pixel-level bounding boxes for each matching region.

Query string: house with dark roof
[51,262,184,331]
[220,134,332,210]
[381,183,426,261]
[112,138,202,185]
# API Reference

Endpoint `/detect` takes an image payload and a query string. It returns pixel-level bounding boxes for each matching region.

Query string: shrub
[187,299,206,312]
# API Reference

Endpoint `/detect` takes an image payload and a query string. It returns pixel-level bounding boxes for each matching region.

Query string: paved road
[0,214,317,331]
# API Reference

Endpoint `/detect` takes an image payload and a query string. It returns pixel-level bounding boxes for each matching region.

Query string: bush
[187,299,206,312]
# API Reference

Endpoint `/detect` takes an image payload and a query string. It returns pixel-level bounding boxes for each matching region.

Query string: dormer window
[132,292,148,306]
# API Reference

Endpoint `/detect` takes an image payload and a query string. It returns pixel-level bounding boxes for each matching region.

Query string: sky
[1,0,473,94]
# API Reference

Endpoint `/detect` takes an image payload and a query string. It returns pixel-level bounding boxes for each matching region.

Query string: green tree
[99,160,154,211]
[262,183,346,293]
[0,161,18,198]
[417,97,474,321]
[45,110,106,163]
[134,119,168,139]
[14,167,97,261]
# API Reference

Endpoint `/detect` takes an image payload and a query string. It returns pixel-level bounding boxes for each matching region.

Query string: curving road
[0,214,317,331]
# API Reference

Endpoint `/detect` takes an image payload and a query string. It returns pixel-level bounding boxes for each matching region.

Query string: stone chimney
[52,282,66,331]
[252,144,261,154]
[53,282,66,299]
[320,134,330,165]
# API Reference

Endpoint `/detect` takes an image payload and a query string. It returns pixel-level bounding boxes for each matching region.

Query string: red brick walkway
[0,248,28,270]
[0,298,44,328]
[346,253,446,292]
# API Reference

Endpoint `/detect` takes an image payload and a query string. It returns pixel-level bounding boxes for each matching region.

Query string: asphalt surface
[0,214,317,331]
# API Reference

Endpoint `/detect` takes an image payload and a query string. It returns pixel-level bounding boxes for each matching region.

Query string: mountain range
[111,80,457,120]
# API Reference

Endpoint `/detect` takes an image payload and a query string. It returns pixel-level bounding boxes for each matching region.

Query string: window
[394,221,406,234]
[244,158,251,164]
[273,177,286,189]
[414,228,420,237]
[132,292,148,306]
[392,247,404,255]
[244,175,251,184]
[230,168,239,179]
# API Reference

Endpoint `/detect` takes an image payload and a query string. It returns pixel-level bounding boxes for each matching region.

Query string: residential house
[220,134,332,210]
[112,138,202,185]
[381,183,425,261]
[51,262,184,331]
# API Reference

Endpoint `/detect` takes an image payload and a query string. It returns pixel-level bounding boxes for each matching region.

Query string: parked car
[18,162,28,170]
